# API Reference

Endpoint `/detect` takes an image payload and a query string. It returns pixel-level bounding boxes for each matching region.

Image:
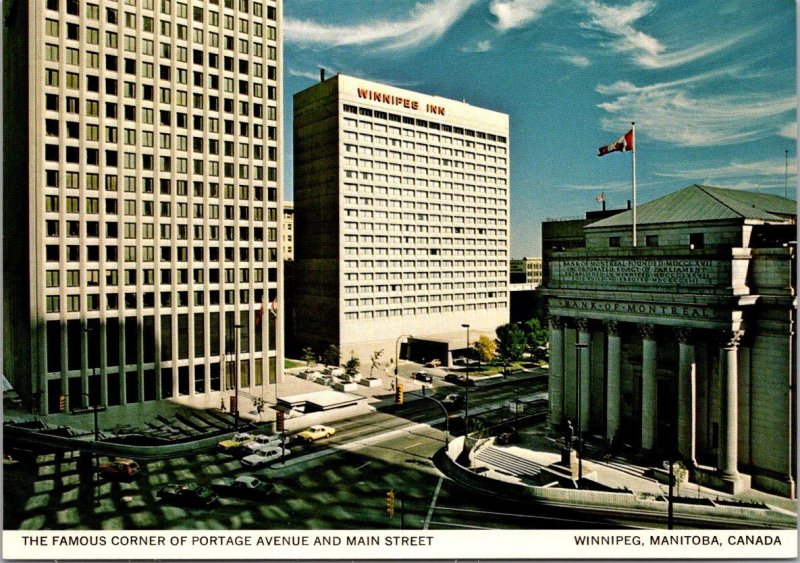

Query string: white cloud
[655,157,797,181]
[596,76,797,147]
[288,68,328,81]
[461,40,493,53]
[580,0,749,69]
[489,0,553,31]
[562,54,591,67]
[542,44,592,68]
[779,121,797,140]
[285,0,478,51]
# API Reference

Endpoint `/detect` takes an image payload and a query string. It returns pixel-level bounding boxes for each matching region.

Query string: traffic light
[59,395,66,412]
[386,490,395,517]
[276,410,285,432]
[395,382,404,404]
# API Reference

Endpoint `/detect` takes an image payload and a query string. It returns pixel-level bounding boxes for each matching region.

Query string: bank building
[540,184,796,497]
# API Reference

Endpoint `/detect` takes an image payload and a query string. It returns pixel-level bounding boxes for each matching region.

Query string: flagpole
[785,149,789,199]
[631,121,637,248]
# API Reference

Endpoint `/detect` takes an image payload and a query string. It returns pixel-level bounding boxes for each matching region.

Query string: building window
[689,232,704,249]
[609,236,620,248]
[645,235,659,247]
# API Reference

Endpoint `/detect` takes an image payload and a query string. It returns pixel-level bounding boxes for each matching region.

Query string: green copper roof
[586,184,797,229]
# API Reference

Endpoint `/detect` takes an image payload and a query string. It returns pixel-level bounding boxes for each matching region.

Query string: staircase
[474,446,546,478]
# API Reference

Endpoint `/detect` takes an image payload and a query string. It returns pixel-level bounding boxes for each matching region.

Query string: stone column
[676,328,696,466]
[576,318,591,434]
[719,330,743,481]
[639,323,657,450]
[548,316,565,429]
[606,321,621,443]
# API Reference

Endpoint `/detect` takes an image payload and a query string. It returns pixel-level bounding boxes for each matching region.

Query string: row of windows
[44,219,278,242]
[44,121,277,160]
[45,64,277,105]
[43,83,276,121]
[343,222,509,235]
[342,164,506,187]
[343,142,506,165]
[47,0,277,23]
[343,181,505,198]
[343,247,503,257]
[45,14,274,45]
[342,104,507,145]
[44,173,278,203]
[344,292,503,307]
[342,301,507,320]
[46,287,270,313]
[46,266,269,289]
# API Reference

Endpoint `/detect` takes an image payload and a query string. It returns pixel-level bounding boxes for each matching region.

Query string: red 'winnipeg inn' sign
[357,88,445,116]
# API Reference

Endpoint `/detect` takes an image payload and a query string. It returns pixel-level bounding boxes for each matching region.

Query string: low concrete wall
[443,437,795,527]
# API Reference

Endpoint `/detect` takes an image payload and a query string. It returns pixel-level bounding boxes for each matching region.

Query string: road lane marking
[423,476,443,530]
[403,442,422,450]
[355,461,372,470]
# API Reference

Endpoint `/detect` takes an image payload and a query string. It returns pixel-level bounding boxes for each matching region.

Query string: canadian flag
[598,129,634,157]
[596,192,605,202]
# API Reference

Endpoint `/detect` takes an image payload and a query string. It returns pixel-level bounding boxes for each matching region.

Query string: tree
[344,351,360,378]
[496,323,527,365]
[522,318,548,358]
[369,349,384,378]
[322,344,341,367]
[473,335,497,363]
[300,347,316,366]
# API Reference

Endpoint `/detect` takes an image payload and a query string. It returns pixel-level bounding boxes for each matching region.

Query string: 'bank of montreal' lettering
[356,88,446,116]
[557,299,711,319]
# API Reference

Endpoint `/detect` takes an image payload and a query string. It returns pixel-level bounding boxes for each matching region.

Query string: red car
[99,458,141,479]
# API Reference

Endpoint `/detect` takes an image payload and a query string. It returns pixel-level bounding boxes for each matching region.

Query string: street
[3,376,620,531]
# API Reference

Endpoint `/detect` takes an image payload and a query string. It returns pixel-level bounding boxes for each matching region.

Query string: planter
[358,378,382,388]
[334,382,358,392]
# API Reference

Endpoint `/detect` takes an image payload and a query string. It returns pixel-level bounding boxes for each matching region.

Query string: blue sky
[282,0,796,256]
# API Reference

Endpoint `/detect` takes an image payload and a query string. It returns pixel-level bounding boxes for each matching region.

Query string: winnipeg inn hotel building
[292,75,510,361]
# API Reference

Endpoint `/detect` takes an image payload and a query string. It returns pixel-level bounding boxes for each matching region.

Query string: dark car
[414,371,433,383]
[441,393,464,409]
[157,483,218,507]
[493,425,519,445]
[211,476,274,500]
[98,458,141,480]
[444,373,475,386]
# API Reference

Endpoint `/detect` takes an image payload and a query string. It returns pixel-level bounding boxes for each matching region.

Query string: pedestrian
[389,379,395,391]
[220,398,226,412]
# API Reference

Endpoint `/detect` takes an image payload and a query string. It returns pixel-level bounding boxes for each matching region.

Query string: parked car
[241,446,291,467]
[424,359,441,368]
[441,393,464,409]
[99,458,141,479]
[444,373,474,386]
[296,425,336,443]
[217,433,255,452]
[211,475,274,499]
[413,371,433,383]
[157,483,218,507]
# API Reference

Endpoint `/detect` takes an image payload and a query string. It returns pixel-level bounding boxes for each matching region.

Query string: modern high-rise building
[3,0,284,415]
[510,257,542,285]
[293,74,510,361]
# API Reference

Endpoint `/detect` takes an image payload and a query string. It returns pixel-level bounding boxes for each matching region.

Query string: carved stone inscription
[555,259,718,287]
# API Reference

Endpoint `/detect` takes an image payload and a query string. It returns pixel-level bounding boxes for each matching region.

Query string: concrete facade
[292,74,510,363]
[540,185,796,497]
[3,0,285,414]
[510,257,542,285]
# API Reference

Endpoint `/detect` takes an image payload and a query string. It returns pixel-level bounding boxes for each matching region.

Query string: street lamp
[394,334,413,390]
[234,324,243,432]
[461,324,470,434]
[575,342,588,484]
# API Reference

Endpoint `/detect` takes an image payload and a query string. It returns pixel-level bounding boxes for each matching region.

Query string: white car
[242,435,284,453]
[240,446,291,467]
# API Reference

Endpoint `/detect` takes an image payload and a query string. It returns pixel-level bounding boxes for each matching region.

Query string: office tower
[293,74,510,361]
[3,0,284,414]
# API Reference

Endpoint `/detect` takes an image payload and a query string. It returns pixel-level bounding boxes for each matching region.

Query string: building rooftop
[586,184,797,229]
